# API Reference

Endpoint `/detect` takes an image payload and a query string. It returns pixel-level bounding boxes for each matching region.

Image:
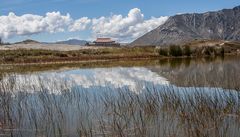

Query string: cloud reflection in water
[3,67,169,94]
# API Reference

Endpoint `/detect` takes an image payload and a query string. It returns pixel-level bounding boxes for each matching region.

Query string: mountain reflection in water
[0,57,240,137]
[1,56,240,94]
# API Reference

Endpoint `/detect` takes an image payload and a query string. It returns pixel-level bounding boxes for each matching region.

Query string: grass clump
[0,74,239,137]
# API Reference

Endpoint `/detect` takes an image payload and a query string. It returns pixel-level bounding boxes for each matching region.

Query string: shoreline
[0,56,159,66]
[0,53,238,66]
[0,44,239,65]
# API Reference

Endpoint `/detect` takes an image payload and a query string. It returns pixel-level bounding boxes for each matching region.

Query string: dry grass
[0,47,158,64]
[0,74,239,137]
[0,40,240,64]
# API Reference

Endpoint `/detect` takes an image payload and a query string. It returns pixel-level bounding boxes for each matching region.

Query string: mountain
[15,39,40,44]
[56,39,88,45]
[131,6,240,46]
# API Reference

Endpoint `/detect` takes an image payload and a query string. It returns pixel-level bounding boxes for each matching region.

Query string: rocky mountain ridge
[131,6,240,46]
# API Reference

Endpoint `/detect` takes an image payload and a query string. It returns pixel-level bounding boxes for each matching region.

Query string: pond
[0,56,240,137]
[1,56,240,92]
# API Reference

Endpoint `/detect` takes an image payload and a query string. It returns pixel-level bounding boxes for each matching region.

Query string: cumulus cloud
[4,67,169,94]
[90,8,169,42]
[0,8,169,42]
[44,12,72,33]
[128,17,169,38]
[0,11,71,38]
[69,17,91,32]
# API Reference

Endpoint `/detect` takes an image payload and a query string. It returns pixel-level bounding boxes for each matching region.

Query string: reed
[0,74,239,137]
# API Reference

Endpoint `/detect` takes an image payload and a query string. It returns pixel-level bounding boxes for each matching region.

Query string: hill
[15,39,40,44]
[131,6,240,46]
[56,39,88,45]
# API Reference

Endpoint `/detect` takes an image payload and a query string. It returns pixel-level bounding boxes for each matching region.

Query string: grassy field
[0,46,158,64]
[0,40,240,64]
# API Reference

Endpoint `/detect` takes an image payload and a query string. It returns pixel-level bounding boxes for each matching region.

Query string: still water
[1,56,240,93]
[0,56,240,137]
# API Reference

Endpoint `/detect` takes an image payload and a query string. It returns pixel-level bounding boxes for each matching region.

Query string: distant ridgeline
[15,39,40,44]
[131,6,240,46]
[56,39,88,45]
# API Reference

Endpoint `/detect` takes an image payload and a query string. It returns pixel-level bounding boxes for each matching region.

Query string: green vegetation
[169,45,183,56]
[158,45,191,57]
[157,42,240,58]
[183,45,191,56]
[158,48,168,56]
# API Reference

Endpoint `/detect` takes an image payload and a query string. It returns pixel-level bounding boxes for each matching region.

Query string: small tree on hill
[0,37,2,45]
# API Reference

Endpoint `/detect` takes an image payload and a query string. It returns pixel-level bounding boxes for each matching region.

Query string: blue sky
[0,0,239,43]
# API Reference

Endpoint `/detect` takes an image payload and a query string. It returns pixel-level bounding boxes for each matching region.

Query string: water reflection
[1,56,240,92]
[3,67,169,94]
[151,56,240,90]
[1,57,240,137]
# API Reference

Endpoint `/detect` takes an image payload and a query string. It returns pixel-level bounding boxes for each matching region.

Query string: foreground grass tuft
[0,75,239,137]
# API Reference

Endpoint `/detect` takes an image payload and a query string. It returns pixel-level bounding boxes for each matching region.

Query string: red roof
[94,38,115,43]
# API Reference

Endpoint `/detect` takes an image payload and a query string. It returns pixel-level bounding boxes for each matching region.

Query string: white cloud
[69,17,91,32]
[0,8,169,42]
[90,8,168,42]
[44,12,72,33]
[0,11,71,38]
[3,67,169,94]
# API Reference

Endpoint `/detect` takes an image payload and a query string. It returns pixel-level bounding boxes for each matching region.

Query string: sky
[0,0,239,43]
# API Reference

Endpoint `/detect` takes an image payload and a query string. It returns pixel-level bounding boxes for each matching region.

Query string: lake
[0,56,240,137]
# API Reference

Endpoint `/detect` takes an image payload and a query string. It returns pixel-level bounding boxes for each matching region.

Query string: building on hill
[86,38,120,47]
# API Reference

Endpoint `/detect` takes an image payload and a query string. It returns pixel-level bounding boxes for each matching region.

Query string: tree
[183,45,191,56]
[169,45,183,57]
[220,47,225,57]
[0,37,2,45]
[158,48,168,56]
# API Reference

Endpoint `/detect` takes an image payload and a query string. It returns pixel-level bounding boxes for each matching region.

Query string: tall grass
[0,47,158,64]
[0,74,240,137]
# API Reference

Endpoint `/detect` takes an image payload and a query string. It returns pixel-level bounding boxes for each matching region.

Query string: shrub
[158,48,168,56]
[55,52,69,57]
[204,47,216,56]
[183,45,191,56]
[220,47,225,56]
[169,45,183,57]
[3,56,15,62]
